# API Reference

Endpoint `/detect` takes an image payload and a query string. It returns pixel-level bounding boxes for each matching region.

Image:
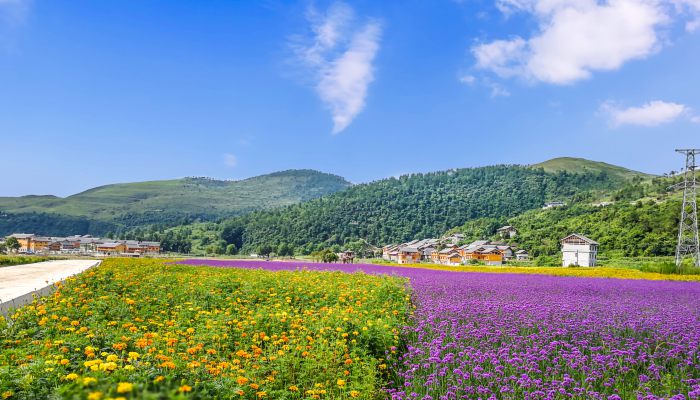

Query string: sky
[1,0,699,196]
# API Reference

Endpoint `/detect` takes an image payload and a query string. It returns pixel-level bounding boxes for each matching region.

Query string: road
[0,259,100,313]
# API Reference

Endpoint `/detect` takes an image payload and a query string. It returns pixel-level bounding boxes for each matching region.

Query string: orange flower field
[0,259,410,399]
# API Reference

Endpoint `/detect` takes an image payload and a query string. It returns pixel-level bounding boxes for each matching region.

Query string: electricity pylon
[673,149,700,267]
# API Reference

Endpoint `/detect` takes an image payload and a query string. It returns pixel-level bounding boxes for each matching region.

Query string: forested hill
[531,157,653,182]
[0,170,351,236]
[131,161,649,254]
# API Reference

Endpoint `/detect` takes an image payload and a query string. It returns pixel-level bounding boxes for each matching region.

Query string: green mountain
[0,170,351,236]
[131,158,654,255]
[531,157,654,182]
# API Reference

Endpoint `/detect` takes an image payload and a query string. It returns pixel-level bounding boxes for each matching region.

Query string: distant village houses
[5,233,160,257]
[383,236,528,267]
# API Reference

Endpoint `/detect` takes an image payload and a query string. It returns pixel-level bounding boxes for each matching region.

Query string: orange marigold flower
[178,385,192,393]
[236,377,249,385]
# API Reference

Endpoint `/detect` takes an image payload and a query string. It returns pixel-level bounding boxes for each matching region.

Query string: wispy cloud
[602,100,695,127]
[223,153,238,168]
[292,2,382,134]
[471,0,699,86]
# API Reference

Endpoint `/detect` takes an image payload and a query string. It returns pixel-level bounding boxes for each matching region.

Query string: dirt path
[0,259,100,313]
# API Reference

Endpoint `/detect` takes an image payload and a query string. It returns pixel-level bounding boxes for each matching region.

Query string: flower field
[0,259,409,399]
[3,258,700,399]
[181,260,700,399]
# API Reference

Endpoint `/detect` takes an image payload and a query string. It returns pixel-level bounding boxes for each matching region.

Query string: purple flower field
[179,259,700,399]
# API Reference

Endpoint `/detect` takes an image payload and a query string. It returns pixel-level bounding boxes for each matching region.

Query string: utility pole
[673,149,700,267]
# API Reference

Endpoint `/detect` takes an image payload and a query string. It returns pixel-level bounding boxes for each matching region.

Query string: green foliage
[506,199,678,257]
[311,249,339,263]
[4,237,19,252]
[531,157,653,182]
[215,165,623,253]
[225,243,238,255]
[0,255,53,267]
[0,170,350,236]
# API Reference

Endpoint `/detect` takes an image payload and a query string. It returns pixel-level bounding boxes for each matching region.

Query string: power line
[672,149,700,267]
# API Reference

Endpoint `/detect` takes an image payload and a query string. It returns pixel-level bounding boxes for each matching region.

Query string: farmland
[0,259,408,399]
[2,259,700,399]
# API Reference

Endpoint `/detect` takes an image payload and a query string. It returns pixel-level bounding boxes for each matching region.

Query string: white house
[561,234,598,267]
[515,249,529,261]
[496,225,517,239]
[543,201,566,209]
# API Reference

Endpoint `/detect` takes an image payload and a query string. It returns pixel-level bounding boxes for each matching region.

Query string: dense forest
[449,175,681,257]
[125,164,645,254]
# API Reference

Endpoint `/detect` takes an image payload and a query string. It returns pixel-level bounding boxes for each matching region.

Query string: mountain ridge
[0,169,351,236]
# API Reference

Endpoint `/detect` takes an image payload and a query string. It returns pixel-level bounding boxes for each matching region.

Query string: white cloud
[473,0,699,85]
[292,2,382,134]
[602,100,690,126]
[459,74,476,85]
[223,153,238,168]
[691,115,700,124]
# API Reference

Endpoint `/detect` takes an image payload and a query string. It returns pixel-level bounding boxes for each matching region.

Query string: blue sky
[1,0,699,196]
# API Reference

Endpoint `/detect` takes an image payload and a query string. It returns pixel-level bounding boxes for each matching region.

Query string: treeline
[450,171,683,258]
[125,165,626,254]
[0,212,117,237]
[511,200,678,257]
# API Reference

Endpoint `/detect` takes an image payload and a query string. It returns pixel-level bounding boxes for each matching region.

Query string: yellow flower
[2,391,13,399]
[59,359,69,365]
[116,382,133,394]
[99,362,117,372]
[154,375,165,383]
[127,352,140,360]
[87,392,103,400]
[65,373,79,381]
[350,390,360,398]
[336,379,346,387]
[236,376,249,385]
[256,392,267,398]
[82,377,97,385]
[178,385,192,393]
[106,354,119,362]
[288,385,299,392]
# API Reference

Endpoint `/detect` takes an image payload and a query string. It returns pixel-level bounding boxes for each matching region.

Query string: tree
[0,242,6,254]
[277,243,293,257]
[320,249,339,263]
[257,244,274,257]
[225,244,238,255]
[5,237,20,253]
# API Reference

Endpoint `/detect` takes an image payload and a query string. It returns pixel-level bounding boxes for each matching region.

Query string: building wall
[562,244,597,267]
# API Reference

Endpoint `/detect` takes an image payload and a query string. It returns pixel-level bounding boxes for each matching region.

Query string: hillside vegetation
[0,170,350,236]
[450,175,681,259]
[127,160,653,254]
[531,157,653,182]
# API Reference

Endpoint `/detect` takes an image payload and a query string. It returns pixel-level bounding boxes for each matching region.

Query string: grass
[0,255,54,267]
[0,258,409,399]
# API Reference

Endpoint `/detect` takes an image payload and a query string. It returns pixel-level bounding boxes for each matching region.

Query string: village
[2,233,161,257]
[381,225,599,267]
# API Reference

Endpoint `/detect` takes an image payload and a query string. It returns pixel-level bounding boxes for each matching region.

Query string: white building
[496,225,517,239]
[543,201,566,209]
[561,234,598,267]
[515,249,529,261]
